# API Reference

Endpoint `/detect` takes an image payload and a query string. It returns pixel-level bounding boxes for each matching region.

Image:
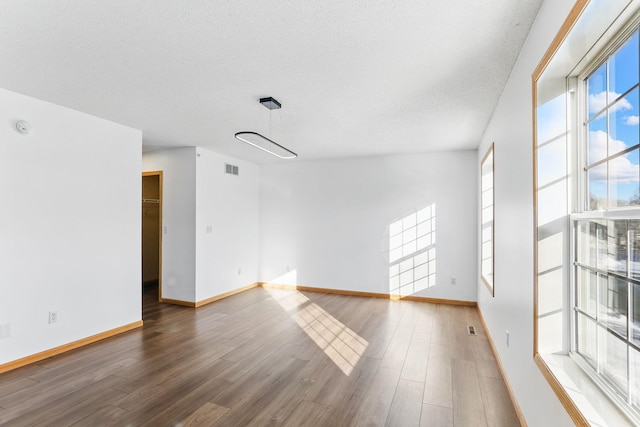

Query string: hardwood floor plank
[141,376,232,426]
[0,285,519,426]
[430,305,454,346]
[380,325,413,370]
[471,337,502,379]
[281,400,333,427]
[210,357,309,426]
[2,375,126,426]
[478,376,520,427]
[304,354,380,408]
[182,402,229,426]
[234,376,316,426]
[451,359,488,427]
[352,366,402,427]
[401,330,430,382]
[420,403,453,427]
[385,378,423,427]
[423,343,452,408]
[70,404,129,427]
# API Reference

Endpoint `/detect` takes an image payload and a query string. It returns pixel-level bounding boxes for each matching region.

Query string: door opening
[142,171,163,309]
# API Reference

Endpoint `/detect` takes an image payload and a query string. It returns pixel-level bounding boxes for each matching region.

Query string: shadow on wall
[388,204,437,297]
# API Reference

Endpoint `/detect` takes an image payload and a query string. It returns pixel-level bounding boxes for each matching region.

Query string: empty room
[1,0,640,426]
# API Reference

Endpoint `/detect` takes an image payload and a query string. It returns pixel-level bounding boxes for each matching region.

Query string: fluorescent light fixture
[234,132,297,159]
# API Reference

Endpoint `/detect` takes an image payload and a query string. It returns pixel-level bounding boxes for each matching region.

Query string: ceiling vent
[225,163,239,176]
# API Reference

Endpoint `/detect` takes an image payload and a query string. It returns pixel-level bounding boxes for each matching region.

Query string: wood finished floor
[0,285,520,426]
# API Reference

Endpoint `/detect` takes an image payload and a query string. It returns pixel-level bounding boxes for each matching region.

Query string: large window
[534,2,640,425]
[574,25,640,421]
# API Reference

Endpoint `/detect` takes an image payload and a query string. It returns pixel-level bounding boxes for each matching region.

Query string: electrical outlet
[238,268,242,275]
[450,277,456,285]
[506,330,510,347]
[206,225,212,233]
[48,311,57,324]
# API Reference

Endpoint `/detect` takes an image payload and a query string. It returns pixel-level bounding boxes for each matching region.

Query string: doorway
[142,171,163,310]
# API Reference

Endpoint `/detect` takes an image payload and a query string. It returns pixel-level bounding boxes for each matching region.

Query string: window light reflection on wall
[388,204,437,297]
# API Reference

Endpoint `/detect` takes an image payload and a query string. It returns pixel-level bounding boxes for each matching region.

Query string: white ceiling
[0,0,542,164]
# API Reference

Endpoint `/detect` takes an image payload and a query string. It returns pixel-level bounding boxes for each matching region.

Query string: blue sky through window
[587,30,640,206]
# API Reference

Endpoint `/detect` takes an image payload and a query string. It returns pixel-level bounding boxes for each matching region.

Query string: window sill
[538,353,635,426]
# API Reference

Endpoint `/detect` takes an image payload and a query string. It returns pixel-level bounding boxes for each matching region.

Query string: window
[535,2,640,425]
[481,144,495,295]
[573,25,640,421]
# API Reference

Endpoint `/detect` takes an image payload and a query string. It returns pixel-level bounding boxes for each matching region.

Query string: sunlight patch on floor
[265,286,368,376]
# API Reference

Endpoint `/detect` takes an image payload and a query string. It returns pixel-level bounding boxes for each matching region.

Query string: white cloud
[589,91,632,115]
[589,130,638,184]
[625,115,640,125]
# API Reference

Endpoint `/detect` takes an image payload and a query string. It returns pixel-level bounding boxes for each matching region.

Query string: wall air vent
[225,163,239,176]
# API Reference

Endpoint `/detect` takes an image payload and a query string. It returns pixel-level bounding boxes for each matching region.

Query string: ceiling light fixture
[234,97,297,159]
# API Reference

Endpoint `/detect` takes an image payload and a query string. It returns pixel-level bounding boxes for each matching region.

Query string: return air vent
[225,163,239,176]
[467,325,477,336]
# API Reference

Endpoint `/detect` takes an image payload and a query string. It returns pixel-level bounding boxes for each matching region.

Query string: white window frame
[570,16,640,424]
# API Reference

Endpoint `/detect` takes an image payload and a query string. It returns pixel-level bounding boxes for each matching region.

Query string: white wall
[477,0,576,425]
[142,147,260,303]
[0,88,142,365]
[143,148,196,302]
[260,152,477,302]
[195,148,259,301]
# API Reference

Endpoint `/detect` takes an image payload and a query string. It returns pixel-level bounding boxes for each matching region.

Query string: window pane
[631,346,640,409]
[588,113,608,165]
[588,64,607,119]
[576,221,598,267]
[631,220,640,281]
[599,326,629,394]
[577,267,598,317]
[608,88,639,158]
[588,163,608,209]
[596,222,608,271]
[599,275,628,338]
[609,149,640,208]
[633,283,640,346]
[607,220,628,275]
[577,313,598,369]
[610,31,639,96]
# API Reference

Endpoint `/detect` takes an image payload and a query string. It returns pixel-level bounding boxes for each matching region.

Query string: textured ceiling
[0,0,542,163]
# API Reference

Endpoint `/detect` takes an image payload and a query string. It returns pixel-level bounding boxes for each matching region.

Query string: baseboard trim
[160,283,262,308]
[259,282,477,306]
[159,298,196,307]
[477,308,528,427]
[195,282,261,308]
[392,294,477,306]
[0,320,143,375]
